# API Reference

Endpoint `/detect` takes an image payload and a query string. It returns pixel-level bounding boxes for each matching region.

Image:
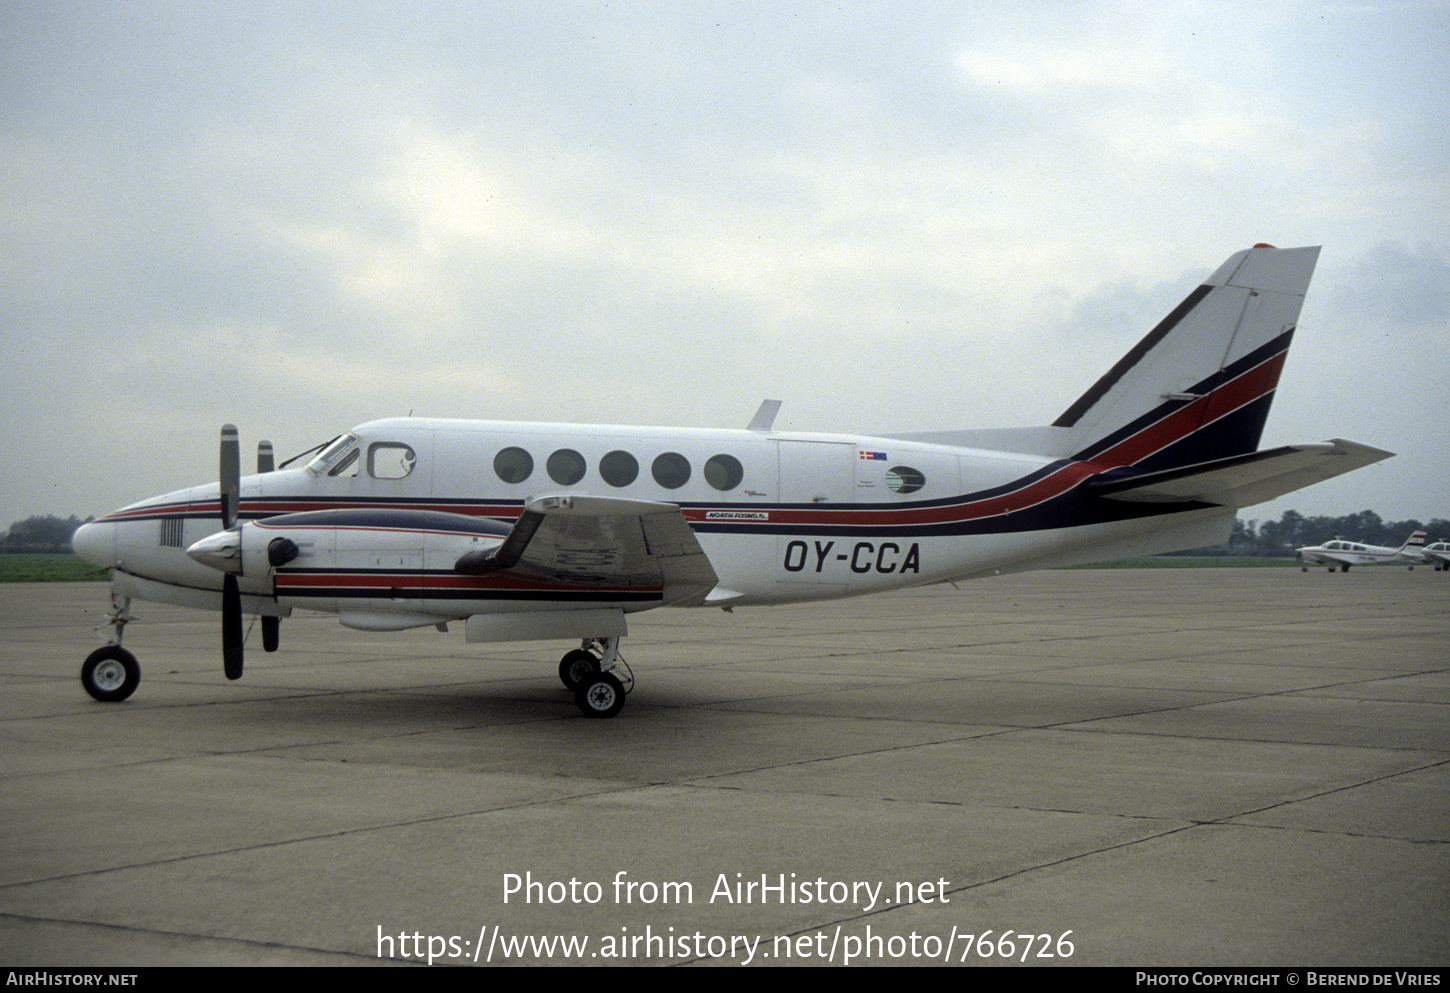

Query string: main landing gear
[558,636,632,718]
[81,594,141,702]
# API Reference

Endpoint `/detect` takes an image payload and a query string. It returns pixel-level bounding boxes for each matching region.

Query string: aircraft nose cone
[187,528,242,574]
[71,520,117,569]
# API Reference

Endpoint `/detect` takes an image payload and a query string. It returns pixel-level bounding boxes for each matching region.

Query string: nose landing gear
[81,594,140,702]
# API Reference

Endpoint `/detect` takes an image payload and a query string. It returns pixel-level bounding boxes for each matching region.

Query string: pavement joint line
[0,911,384,964]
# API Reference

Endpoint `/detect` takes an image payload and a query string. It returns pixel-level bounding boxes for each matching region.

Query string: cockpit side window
[368,442,416,479]
[329,449,360,477]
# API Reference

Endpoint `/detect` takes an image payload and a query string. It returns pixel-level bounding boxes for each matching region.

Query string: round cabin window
[494,447,533,484]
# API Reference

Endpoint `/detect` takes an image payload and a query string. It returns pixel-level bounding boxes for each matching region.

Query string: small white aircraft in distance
[1296,531,1427,572]
[73,244,1392,717]
[1420,541,1450,571]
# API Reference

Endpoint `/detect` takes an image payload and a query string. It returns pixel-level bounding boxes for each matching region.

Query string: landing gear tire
[575,672,626,718]
[559,649,600,690]
[81,646,140,702]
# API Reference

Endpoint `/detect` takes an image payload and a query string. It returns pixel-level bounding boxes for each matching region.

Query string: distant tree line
[2,510,1446,558]
[1212,510,1449,558]
[1,515,92,553]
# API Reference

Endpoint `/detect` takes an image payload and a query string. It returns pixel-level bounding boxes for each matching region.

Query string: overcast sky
[4,1,1447,528]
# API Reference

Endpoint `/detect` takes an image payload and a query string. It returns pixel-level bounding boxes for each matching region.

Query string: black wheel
[574,672,626,718]
[558,649,600,690]
[81,646,140,702]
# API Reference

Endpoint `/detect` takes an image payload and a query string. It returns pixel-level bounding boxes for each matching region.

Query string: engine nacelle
[188,509,512,601]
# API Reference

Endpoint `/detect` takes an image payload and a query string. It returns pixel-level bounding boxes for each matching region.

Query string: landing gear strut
[81,594,140,702]
[560,636,632,718]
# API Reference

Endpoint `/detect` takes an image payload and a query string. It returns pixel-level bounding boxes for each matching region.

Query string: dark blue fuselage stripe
[109,478,1208,541]
[689,485,1212,538]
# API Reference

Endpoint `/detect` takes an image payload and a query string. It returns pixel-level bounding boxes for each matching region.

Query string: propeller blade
[223,573,243,679]
[261,615,280,653]
[220,424,240,529]
[257,440,274,474]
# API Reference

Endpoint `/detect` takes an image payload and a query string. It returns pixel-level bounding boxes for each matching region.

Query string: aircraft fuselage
[76,416,1231,627]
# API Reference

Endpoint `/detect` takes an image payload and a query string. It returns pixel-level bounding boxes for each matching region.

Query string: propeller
[257,438,281,652]
[220,424,244,680]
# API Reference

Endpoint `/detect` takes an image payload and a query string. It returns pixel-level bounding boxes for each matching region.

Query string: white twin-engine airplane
[1297,531,1427,572]
[73,245,1391,717]
[1421,542,1450,571]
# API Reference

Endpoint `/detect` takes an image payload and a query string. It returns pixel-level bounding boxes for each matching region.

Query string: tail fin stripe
[1092,356,1284,471]
[1072,330,1294,467]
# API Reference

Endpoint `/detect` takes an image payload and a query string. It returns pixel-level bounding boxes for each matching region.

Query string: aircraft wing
[455,494,719,607]
[1090,439,1393,509]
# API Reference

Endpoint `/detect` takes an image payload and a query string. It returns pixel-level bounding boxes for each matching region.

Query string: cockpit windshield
[306,433,360,476]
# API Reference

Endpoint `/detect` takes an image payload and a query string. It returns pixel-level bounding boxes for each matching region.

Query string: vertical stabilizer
[1054,245,1320,472]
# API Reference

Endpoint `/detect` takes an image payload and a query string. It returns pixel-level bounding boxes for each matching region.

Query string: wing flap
[1091,439,1393,508]
[455,494,718,607]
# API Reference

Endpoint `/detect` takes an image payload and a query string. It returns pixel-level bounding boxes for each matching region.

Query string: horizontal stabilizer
[1090,439,1393,509]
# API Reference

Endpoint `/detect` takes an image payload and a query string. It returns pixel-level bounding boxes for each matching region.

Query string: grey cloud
[1332,241,1450,330]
